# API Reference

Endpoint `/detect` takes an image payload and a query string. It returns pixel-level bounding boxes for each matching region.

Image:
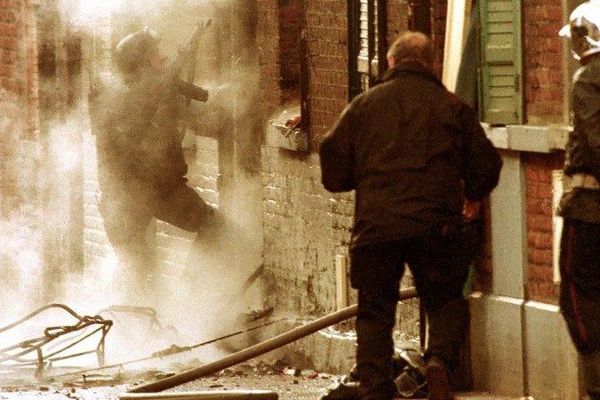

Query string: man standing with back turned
[319,32,502,400]
[557,2,600,398]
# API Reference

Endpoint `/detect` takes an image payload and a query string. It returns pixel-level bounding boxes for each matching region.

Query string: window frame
[348,0,388,99]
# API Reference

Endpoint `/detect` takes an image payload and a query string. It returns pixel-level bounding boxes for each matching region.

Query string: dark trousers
[560,218,600,399]
[350,220,476,400]
[100,182,213,293]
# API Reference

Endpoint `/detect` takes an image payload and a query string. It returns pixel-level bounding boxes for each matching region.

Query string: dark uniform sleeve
[573,77,600,182]
[319,103,356,192]
[175,79,209,102]
[457,103,502,201]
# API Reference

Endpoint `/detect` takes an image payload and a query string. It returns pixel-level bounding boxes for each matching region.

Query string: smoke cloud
[0,0,266,376]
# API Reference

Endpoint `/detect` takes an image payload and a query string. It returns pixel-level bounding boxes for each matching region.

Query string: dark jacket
[558,55,600,223]
[319,61,502,248]
[92,66,208,202]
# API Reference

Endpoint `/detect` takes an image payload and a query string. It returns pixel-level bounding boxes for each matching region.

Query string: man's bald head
[386,31,434,69]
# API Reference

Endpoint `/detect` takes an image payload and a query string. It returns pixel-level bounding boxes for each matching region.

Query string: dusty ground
[0,361,526,400]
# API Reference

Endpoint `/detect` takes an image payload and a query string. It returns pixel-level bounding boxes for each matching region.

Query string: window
[348,0,388,99]
[478,0,523,124]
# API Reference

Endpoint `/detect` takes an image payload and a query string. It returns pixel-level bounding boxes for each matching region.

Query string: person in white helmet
[557,1,600,398]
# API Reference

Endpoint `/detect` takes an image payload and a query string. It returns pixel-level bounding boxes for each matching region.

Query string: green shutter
[479,0,523,125]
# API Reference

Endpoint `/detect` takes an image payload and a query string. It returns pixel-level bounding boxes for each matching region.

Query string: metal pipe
[128,287,418,393]
[120,390,278,400]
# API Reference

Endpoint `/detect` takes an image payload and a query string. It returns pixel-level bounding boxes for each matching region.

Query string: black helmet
[114,27,160,74]
[559,0,600,61]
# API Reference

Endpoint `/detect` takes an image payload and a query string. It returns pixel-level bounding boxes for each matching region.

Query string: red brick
[0,10,15,22]
[0,36,16,49]
[0,22,16,36]
[530,247,554,266]
[528,213,553,232]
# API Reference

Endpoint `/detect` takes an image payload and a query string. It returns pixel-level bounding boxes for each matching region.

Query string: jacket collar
[382,60,442,86]
[581,51,600,66]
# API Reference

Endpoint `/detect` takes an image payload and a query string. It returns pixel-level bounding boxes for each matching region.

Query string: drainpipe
[442,0,471,91]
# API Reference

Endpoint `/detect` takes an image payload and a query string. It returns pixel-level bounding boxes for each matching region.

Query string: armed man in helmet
[90,27,216,302]
[557,1,600,398]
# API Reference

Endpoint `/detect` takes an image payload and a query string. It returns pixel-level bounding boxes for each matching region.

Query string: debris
[320,375,359,400]
[271,359,287,373]
[152,344,190,358]
[301,369,318,379]
[154,372,176,380]
[0,303,112,378]
[245,307,274,323]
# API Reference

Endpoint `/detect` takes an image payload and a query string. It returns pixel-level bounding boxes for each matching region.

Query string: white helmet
[559,0,600,61]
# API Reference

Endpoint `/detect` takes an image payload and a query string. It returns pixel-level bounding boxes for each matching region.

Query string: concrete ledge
[482,124,570,153]
[265,107,308,152]
[523,301,580,400]
[265,124,309,152]
[470,294,582,399]
[469,293,524,397]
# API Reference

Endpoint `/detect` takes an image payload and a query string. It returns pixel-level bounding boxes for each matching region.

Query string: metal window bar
[349,0,387,96]
[367,0,377,87]
[377,0,388,77]
[348,0,362,99]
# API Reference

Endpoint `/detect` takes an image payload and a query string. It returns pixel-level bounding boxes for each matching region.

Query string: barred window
[348,0,387,98]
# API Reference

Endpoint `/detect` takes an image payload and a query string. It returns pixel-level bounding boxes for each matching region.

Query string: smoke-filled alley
[0,0,586,399]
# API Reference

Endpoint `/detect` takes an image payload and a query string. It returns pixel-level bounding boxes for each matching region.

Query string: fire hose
[125,287,418,394]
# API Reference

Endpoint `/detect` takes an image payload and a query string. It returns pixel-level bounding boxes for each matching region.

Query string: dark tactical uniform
[319,60,501,400]
[558,54,600,399]
[91,65,212,287]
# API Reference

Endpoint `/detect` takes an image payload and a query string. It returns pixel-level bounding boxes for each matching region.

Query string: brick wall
[523,152,564,303]
[279,0,302,104]
[0,0,20,93]
[431,0,447,77]
[257,0,351,317]
[522,0,564,124]
[520,0,568,302]
[0,0,40,216]
[387,0,410,43]
[257,0,421,347]
[305,0,348,146]
[0,0,42,312]
[261,150,348,315]
[258,0,283,116]
[0,0,39,137]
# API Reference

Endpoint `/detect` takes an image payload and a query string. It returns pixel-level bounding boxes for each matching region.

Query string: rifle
[171,19,212,78]
[171,19,213,144]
